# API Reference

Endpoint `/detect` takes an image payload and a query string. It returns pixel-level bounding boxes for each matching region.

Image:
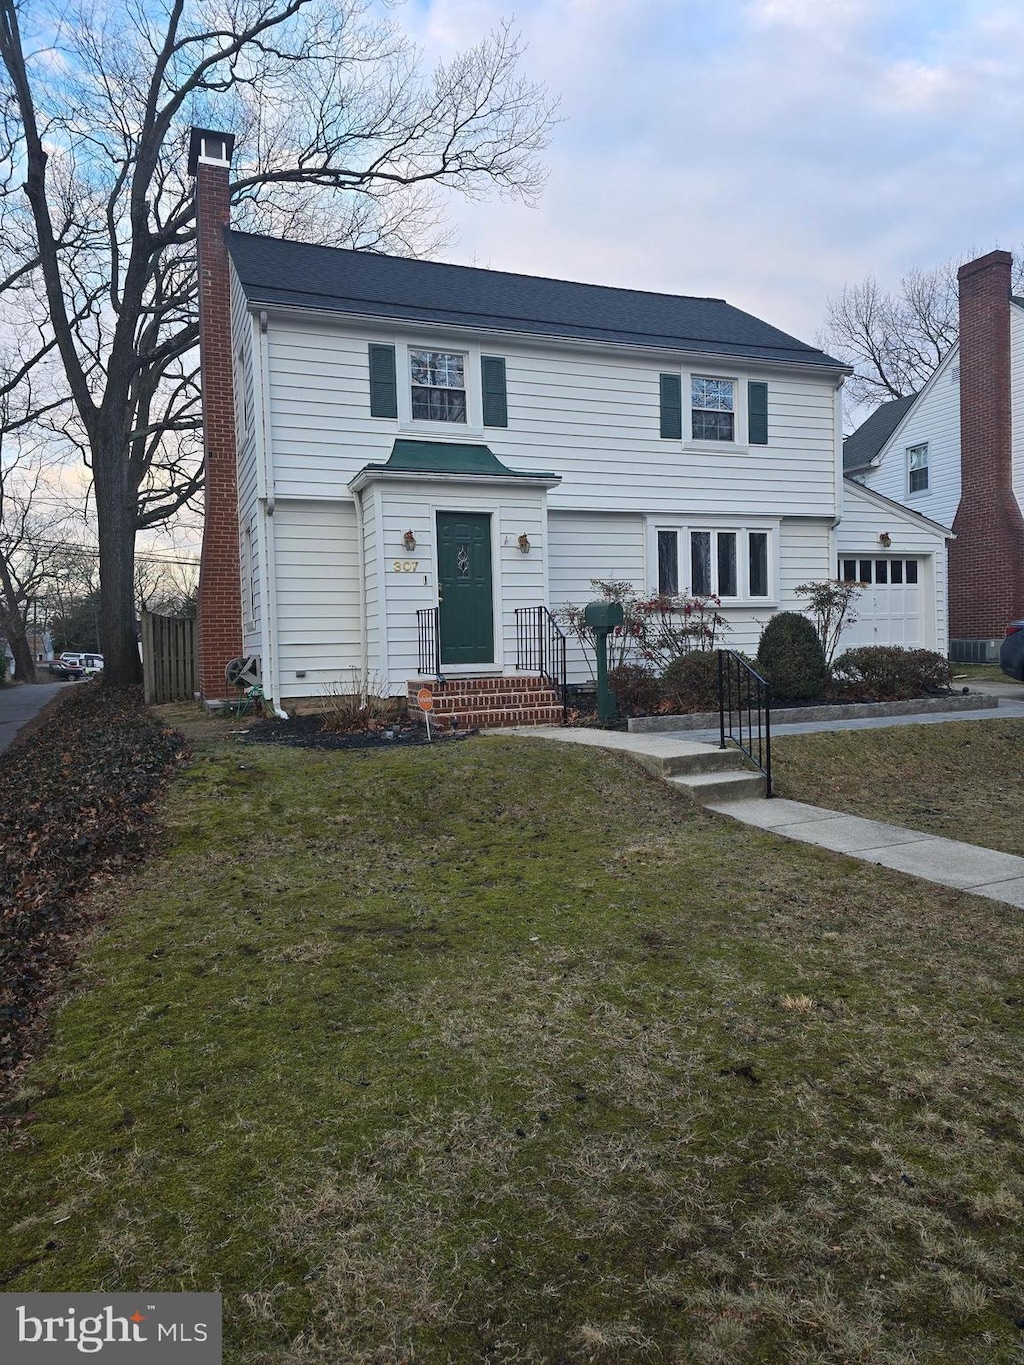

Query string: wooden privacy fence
[142,611,197,704]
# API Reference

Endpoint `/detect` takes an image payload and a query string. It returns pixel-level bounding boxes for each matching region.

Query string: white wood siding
[272,500,362,698]
[232,263,261,647]
[374,481,547,687]
[836,482,949,654]
[860,348,962,530]
[547,510,835,674]
[1011,304,1024,516]
[263,316,840,518]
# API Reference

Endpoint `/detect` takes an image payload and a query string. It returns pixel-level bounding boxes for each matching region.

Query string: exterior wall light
[878,532,892,547]
[403,530,417,551]
[518,533,531,554]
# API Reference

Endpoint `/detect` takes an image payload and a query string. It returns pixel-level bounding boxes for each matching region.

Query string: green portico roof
[362,439,558,480]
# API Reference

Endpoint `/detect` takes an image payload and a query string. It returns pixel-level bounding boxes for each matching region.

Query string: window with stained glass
[691,376,735,441]
[411,350,467,422]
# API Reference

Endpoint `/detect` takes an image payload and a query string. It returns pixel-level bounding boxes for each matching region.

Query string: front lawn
[773,718,1024,856]
[2,725,1023,1363]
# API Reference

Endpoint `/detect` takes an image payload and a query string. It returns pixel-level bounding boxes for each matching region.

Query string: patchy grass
[950,663,1022,686]
[2,725,1024,1363]
[774,718,1024,856]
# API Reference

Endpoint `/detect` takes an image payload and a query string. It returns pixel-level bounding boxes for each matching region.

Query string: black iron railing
[416,607,441,678]
[515,606,568,714]
[718,649,772,797]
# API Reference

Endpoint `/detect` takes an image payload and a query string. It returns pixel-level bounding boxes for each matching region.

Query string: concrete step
[668,769,767,804]
[642,747,755,779]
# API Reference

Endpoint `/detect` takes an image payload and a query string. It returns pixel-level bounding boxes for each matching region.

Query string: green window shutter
[659,374,682,439]
[748,381,768,445]
[368,343,397,418]
[481,355,508,427]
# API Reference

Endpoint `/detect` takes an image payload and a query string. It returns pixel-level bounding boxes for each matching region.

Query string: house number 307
[391,559,419,572]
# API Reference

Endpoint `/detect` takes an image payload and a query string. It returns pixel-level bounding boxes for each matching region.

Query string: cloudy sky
[405,0,1024,350]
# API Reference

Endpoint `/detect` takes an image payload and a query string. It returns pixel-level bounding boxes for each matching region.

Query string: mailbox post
[584,600,625,723]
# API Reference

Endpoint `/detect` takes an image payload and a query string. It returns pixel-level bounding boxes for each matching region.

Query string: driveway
[0,681,73,754]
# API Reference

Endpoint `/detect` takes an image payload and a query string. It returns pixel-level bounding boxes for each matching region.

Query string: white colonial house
[189,128,951,724]
[846,250,1024,662]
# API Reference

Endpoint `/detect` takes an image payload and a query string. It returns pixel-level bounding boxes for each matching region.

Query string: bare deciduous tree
[0,459,77,681]
[0,0,557,686]
[820,253,1024,412]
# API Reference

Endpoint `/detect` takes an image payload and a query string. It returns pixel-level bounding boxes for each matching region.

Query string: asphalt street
[0,681,73,755]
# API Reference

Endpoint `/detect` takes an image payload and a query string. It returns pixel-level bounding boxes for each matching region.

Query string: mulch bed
[237,713,474,750]
[0,684,185,1094]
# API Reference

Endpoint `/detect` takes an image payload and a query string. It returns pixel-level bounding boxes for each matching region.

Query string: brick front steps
[408,676,563,730]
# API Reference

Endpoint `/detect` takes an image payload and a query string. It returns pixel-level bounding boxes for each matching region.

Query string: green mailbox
[583,601,625,633]
[584,600,624,723]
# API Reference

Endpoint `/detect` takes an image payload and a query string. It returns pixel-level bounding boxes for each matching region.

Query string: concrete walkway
[707,796,1024,909]
[494,707,1024,909]
[683,696,1024,744]
[0,681,71,754]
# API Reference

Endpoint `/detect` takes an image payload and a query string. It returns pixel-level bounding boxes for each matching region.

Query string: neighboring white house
[189,127,951,720]
[846,250,1024,661]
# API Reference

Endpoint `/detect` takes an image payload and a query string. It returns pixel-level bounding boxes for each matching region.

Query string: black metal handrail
[515,606,568,715]
[718,649,772,797]
[416,607,441,678]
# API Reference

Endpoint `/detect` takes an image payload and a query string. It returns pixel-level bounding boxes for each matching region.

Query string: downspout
[353,486,369,680]
[829,375,846,572]
[255,308,288,720]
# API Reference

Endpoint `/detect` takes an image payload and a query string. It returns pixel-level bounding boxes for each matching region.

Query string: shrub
[660,650,720,712]
[607,663,661,715]
[793,579,865,665]
[321,671,403,734]
[756,611,828,700]
[831,646,953,701]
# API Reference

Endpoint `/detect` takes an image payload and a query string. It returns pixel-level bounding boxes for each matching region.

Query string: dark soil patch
[0,684,184,1091]
[238,712,475,750]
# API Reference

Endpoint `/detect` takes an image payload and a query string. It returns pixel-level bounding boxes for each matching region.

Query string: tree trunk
[9,630,36,683]
[94,444,143,689]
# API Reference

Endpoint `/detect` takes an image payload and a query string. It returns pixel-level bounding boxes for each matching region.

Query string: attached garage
[836,555,925,648]
[835,479,952,655]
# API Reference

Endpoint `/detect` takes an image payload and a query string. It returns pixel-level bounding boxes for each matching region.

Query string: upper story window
[411,350,466,423]
[907,442,929,494]
[691,376,735,442]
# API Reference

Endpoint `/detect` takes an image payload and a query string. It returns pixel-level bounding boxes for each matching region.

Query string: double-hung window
[656,527,771,600]
[907,442,928,494]
[691,377,735,442]
[410,350,467,423]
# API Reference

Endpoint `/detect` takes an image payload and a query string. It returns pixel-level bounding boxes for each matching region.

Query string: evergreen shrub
[756,611,828,700]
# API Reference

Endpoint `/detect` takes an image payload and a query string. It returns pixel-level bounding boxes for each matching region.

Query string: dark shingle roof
[843,394,917,474]
[227,231,847,370]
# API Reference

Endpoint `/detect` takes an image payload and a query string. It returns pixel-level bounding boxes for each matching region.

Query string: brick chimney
[949,249,1024,643]
[190,127,243,699]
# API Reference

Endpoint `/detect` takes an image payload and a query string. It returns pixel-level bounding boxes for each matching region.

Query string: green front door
[437,512,494,665]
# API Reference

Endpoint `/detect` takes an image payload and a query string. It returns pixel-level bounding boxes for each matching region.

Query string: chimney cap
[188,127,235,176]
[957,249,1013,284]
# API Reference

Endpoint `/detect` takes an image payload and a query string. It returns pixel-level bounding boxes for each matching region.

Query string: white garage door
[837,557,925,648]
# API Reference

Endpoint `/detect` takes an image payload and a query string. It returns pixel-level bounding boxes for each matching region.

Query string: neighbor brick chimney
[190,127,243,699]
[949,250,1024,642]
